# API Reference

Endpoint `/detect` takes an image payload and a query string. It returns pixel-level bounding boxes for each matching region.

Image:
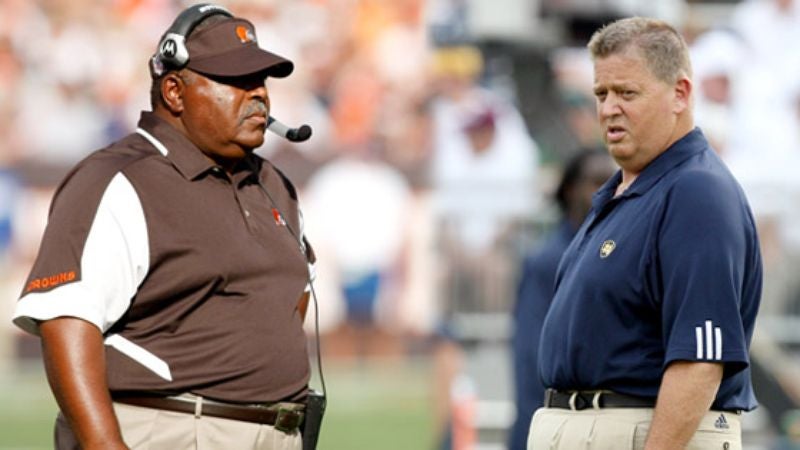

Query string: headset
[150,3,233,77]
[150,4,314,142]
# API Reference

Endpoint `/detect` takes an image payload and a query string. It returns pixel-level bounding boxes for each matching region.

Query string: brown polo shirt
[14,112,314,403]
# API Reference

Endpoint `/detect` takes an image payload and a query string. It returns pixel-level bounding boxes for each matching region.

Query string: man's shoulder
[55,132,162,201]
[84,132,162,169]
[669,152,745,203]
[657,150,756,234]
[81,131,164,172]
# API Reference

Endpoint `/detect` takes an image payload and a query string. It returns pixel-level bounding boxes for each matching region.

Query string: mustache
[239,102,268,122]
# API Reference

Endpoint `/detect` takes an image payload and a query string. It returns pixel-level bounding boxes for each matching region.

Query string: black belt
[112,394,304,433]
[544,389,655,410]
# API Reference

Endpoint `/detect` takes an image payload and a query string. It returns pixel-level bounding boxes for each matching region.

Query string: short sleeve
[658,170,756,377]
[13,173,150,335]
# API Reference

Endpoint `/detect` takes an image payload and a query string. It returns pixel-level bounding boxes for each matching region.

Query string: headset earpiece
[150,3,233,77]
[158,33,189,69]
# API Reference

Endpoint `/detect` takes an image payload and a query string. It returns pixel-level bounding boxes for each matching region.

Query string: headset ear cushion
[157,33,189,70]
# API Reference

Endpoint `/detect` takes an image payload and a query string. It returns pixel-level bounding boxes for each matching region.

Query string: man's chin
[237,132,266,151]
[608,143,632,159]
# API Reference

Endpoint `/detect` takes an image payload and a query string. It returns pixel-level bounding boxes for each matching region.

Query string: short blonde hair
[587,17,692,83]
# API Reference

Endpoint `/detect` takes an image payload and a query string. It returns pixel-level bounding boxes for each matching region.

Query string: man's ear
[673,76,692,114]
[160,72,185,115]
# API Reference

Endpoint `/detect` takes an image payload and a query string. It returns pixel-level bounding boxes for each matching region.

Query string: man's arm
[645,361,723,450]
[40,317,128,450]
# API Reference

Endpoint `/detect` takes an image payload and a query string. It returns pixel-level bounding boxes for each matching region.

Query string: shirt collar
[591,127,708,208]
[136,111,260,182]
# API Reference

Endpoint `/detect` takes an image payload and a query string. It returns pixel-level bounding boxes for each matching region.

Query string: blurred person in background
[11,5,318,449]
[297,0,430,356]
[13,1,122,167]
[0,165,21,372]
[302,149,413,360]
[549,47,606,152]
[531,17,762,449]
[429,45,540,314]
[508,147,616,450]
[425,44,541,450]
[0,38,22,261]
[689,28,744,156]
[302,58,414,360]
[0,169,19,264]
[724,0,800,317]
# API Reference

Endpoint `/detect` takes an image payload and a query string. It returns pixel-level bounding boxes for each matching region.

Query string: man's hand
[40,317,128,449]
[645,361,723,449]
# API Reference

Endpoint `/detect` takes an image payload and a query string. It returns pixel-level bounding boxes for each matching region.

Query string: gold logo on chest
[600,240,616,258]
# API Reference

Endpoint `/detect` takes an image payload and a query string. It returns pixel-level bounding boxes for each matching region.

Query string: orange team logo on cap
[236,25,255,44]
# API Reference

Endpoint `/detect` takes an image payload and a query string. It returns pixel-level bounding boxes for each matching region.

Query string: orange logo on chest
[272,208,286,226]
[25,270,77,293]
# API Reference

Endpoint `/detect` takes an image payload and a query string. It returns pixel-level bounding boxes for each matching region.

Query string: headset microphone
[267,117,313,143]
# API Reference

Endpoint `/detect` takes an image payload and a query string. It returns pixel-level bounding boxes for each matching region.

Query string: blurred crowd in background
[2,0,800,448]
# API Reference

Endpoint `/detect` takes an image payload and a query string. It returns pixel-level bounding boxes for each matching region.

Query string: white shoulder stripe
[105,334,172,381]
[135,128,169,156]
[87,173,150,331]
[12,173,150,335]
[105,173,150,288]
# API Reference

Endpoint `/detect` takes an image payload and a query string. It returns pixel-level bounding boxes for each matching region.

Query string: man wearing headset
[12,4,315,449]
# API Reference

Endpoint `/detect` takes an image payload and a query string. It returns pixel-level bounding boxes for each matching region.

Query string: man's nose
[248,81,268,97]
[248,83,270,107]
[598,94,621,118]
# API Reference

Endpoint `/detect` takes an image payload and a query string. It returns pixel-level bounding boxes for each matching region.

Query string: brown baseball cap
[184,17,293,78]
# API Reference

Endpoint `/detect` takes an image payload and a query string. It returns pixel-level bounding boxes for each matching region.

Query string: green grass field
[0,364,57,449]
[0,358,435,450]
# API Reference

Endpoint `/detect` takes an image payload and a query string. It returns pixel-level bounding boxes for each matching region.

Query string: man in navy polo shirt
[528,17,762,450]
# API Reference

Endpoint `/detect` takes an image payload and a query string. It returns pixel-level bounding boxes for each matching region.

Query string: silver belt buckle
[568,392,578,411]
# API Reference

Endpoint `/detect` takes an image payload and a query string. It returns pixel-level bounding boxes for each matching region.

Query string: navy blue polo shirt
[538,128,762,411]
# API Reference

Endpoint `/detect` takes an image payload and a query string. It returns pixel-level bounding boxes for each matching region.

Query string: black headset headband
[150,3,233,77]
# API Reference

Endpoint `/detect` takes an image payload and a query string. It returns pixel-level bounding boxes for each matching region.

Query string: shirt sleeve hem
[12,293,105,336]
[664,348,749,377]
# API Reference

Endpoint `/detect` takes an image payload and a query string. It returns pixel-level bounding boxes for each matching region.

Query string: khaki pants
[527,407,741,450]
[55,402,302,450]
